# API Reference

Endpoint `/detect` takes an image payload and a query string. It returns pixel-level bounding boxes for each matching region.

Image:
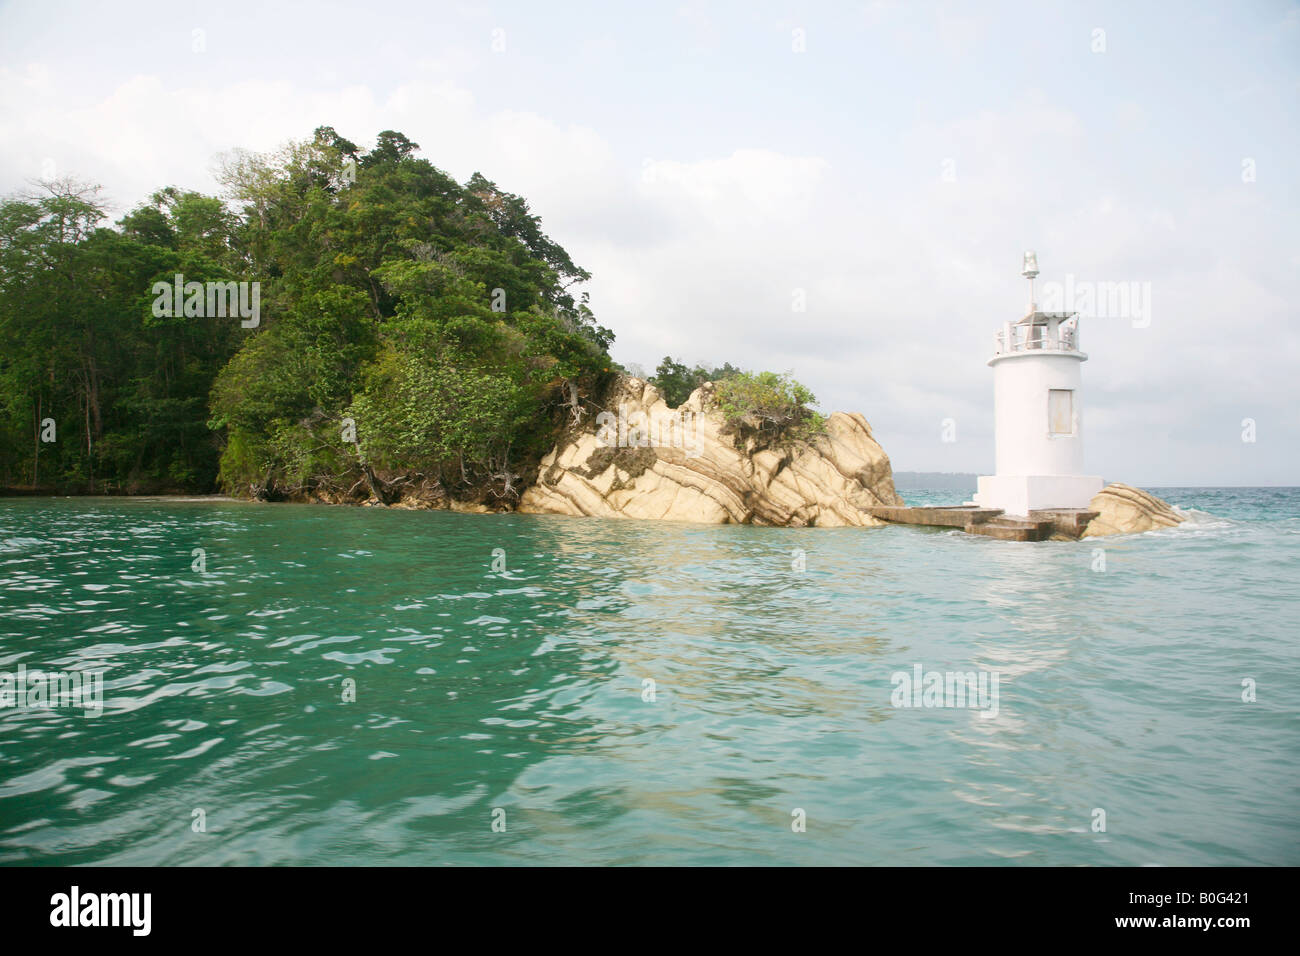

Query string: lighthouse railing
[994,324,1079,355]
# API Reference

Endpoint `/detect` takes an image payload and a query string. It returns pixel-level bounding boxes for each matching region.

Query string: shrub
[713,370,826,443]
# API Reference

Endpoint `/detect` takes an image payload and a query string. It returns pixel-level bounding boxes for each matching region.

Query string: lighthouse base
[973,474,1103,518]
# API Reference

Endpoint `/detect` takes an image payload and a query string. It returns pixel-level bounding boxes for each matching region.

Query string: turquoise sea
[0,488,1296,866]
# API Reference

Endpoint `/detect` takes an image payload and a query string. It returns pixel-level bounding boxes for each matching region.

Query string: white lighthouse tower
[973,253,1103,517]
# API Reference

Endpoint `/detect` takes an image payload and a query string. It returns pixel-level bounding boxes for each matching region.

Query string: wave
[1171,506,1234,527]
[1141,506,1243,539]
[0,536,45,553]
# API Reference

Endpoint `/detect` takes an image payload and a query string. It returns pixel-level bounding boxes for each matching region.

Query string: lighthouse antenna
[1021,250,1040,315]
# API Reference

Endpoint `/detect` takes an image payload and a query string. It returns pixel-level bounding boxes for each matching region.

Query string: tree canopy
[0,128,615,501]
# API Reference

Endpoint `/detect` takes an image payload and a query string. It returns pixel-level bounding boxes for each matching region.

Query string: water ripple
[0,491,1296,865]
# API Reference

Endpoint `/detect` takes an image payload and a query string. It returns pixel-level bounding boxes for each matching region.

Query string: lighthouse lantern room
[973,253,1103,517]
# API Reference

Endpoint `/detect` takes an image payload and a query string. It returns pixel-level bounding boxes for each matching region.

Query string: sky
[1,0,1296,485]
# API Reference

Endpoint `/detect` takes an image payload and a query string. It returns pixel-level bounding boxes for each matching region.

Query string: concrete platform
[966,516,1056,541]
[863,504,1097,541]
[862,505,1003,528]
[1028,508,1099,538]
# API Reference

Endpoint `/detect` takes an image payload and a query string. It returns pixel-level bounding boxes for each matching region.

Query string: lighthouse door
[1049,389,1074,436]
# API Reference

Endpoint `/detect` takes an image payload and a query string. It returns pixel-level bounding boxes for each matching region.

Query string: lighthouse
[973,253,1103,517]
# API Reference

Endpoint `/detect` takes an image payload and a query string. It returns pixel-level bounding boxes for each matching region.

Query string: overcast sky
[2,0,1296,485]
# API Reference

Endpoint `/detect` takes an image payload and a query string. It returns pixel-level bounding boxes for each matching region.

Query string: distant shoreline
[889,474,1300,490]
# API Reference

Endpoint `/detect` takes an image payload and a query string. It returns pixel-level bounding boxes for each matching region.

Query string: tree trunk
[32,394,40,487]
[359,460,388,505]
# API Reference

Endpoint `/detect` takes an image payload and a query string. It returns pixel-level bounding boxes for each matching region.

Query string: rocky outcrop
[1082,483,1186,537]
[517,378,903,526]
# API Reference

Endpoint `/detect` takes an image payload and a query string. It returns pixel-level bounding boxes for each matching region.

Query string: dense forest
[0,127,616,503]
[0,127,823,505]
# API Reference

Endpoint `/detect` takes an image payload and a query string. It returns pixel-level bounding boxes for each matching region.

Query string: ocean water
[0,488,1296,866]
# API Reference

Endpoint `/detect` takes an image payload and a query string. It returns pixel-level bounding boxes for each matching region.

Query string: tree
[649,356,741,407]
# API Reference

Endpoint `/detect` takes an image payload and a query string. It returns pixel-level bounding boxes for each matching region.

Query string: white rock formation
[518,378,903,526]
[1082,482,1186,537]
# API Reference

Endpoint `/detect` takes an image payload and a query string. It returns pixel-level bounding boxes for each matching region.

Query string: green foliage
[204,127,614,500]
[0,128,617,499]
[217,427,272,494]
[0,180,244,491]
[349,341,530,474]
[713,370,826,443]
[649,356,741,407]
